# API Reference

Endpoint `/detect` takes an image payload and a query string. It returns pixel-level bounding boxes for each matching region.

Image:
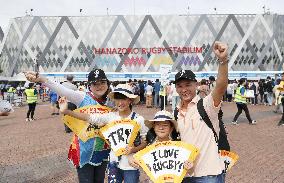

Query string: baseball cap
[173,70,197,84]
[88,69,108,83]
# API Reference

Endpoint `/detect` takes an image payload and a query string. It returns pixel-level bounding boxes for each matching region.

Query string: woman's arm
[59,97,90,121]
[25,71,85,106]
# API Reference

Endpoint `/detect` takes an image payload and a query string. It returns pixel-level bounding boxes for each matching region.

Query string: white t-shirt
[88,111,148,170]
[145,85,153,95]
[227,84,234,95]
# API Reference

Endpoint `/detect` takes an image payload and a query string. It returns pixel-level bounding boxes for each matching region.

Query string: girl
[128,110,193,176]
[59,83,148,183]
[25,69,111,183]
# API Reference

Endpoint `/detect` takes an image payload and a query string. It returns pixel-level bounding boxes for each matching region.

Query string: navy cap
[173,70,197,84]
[88,69,108,83]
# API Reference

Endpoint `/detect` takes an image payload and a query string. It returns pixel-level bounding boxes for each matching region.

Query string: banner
[62,105,111,142]
[220,150,239,172]
[100,119,141,156]
[134,141,199,183]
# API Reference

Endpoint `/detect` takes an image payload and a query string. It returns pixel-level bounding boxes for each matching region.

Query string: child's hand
[128,155,140,169]
[124,145,135,155]
[58,97,68,114]
[184,160,193,170]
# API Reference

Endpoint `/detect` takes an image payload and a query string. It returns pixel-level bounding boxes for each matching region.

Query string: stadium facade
[0,14,284,80]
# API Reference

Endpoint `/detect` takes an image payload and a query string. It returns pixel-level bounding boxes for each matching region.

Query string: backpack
[174,98,230,151]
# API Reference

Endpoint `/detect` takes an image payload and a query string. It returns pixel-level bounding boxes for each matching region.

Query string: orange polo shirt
[177,93,224,177]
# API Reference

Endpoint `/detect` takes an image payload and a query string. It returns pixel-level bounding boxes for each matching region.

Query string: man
[175,41,228,183]
[265,76,274,106]
[153,79,161,108]
[62,75,77,133]
[145,80,153,108]
[277,72,284,126]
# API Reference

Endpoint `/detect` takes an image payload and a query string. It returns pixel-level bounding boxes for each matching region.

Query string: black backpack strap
[197,99,219,144]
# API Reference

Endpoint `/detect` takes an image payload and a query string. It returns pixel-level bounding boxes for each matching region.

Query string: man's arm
[211,41,229,107]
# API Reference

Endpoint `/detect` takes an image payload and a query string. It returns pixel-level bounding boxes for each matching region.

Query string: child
[128,110,193,174]
[59,84,148,183]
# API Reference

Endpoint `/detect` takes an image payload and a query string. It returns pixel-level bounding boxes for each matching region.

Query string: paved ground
[0,101,283,183]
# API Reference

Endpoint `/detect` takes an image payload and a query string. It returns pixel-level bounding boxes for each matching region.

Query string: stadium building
[0,14,284,80]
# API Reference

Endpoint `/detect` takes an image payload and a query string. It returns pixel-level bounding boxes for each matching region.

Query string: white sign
[100,119,141,156]
[134,141,199,183]
[160,64,172,85]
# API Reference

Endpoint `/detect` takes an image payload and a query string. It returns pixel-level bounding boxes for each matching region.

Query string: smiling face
[114,97,132,112]
[153,121,173,141]
[89,80,108,99]
[176,79,197,102]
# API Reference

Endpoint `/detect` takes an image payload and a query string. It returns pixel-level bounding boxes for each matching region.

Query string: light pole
[187,6,190,16]
[133,0,136,15]
[263,5,266,14]
[107,8,109,16]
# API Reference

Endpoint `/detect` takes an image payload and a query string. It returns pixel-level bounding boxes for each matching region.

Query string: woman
[128,111,193,177]
[25,69,111,183]
[59,83,148,183]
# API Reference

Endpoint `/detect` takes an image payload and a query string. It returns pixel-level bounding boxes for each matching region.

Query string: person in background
[226,80,234,102]
[49,89,59,115]
[265,76,274,106]
[153,79,161,108]
[171,82,180,112]
[258,79,265,104]
[232,78,257,125]
[208,76,216,91]
[24,83,38,122]
[273,79,282,113]
[198,79,210,99]
[145,80,153,108]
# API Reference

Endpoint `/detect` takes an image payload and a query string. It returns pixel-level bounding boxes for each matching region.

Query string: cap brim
[144,119,178,131]
[108,91,140,104]
[173,77,197,84]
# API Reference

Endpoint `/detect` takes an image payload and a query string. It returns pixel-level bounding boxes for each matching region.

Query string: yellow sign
[100,119,141,156]
[134,141,199,183]
[220,150,239,172]
[62,105,111,142]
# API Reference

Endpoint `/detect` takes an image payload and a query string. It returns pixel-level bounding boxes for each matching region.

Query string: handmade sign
[0,100,14,113]
[62,105,111,142]
[100,119,141,156]
[134,141,199,183]
[220,150,239,172]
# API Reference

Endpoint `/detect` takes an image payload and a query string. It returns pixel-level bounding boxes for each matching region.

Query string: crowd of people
[1,41,283,183]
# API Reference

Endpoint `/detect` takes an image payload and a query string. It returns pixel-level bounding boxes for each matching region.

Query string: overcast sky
[0,0,283,32]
